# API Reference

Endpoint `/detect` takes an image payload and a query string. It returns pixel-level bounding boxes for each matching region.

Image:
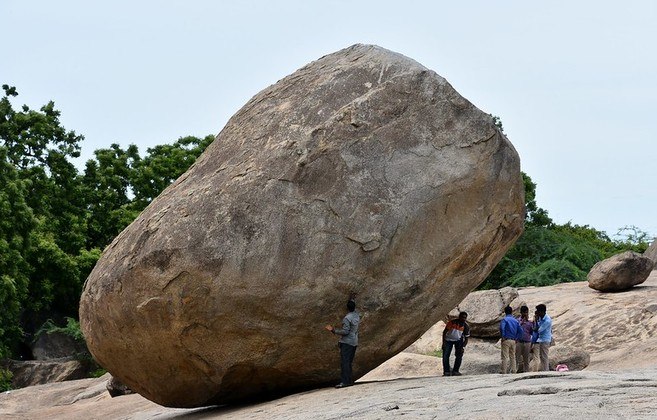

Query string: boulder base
[79,44,524,407]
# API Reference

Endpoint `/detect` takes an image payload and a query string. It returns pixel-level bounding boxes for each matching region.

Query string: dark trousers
[339,342,357,385]
[443,340,464,374]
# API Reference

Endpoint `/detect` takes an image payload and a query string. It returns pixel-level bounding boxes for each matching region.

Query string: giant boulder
[588,251,653,292]
[79,44,524,407]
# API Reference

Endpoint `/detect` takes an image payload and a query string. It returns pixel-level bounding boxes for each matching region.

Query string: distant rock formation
[644,239,657,269]
[447,287,519,338]
[587,251,653,292]
[79,44,524,408]
[2,359,89,389]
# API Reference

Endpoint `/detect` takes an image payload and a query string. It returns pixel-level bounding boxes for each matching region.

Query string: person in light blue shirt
[499,306,522,374]
[533,304,553,371]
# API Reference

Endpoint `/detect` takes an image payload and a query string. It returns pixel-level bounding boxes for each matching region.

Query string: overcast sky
[2,1,656,239]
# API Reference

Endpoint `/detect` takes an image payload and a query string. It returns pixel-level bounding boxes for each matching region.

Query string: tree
[0,85,89,355]
[130,135,214,208]
[0,147,34,357]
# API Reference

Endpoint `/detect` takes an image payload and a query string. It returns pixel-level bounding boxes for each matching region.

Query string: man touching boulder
[325,299,360,388]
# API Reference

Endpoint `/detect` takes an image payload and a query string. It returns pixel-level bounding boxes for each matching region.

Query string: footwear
[451,371,462,376]
[335,383,351,388]
[442,372,451,376]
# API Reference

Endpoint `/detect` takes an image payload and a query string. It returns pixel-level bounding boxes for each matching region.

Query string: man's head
[504,306,513,315]
[536,304,547,316]
[458,311,468,321]
[520,305,529,315]
[347,299,356,312]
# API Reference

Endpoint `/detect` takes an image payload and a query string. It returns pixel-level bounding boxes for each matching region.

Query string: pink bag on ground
[555,364,569,372]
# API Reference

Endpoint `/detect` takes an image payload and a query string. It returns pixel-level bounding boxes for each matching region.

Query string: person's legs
[345,345,357,384]
[501,339,511,373]
[539,342,550,371]
[529,345,540,372]
[452,340,464,374]
[517,342,530,373]
[500,341,507,374]
[442,341,454,375]
[339,343,352,385]
[509,341,517,374]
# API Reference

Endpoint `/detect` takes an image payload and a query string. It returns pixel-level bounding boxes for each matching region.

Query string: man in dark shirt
[325,299,360,388]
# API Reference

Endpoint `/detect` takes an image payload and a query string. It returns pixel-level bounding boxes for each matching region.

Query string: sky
[2,1,656,239]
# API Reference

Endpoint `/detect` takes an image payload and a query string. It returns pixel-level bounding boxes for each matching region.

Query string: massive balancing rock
[79,44,524,407]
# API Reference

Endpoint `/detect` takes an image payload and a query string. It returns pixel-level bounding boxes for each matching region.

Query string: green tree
[0,147,34,357]
[82,144,141,249]
[1,85,89,355]
[130,135,214,208]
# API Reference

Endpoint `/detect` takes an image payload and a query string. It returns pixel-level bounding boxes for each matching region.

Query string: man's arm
[442,325,448,349]
[537,317,551,335]
[333,316,351,336]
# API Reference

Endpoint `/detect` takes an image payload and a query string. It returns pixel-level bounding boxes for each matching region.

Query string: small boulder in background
[643,240,657,269]
[587,251,653,292]
[549,345,590,371]
[447,287,519,338]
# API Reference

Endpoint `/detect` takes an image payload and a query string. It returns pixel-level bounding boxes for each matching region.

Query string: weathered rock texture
[2,359,89,389]
[587,251,653,292]
[548,345,590,371]
[644,239,657,268]
[32,331,87,360]
[447,287,519,337]
[79,44,524,407]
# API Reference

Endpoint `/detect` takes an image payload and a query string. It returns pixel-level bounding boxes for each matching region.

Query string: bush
[0,367,12,391]
[34,317,84,343]
[508,259,586,287]
[480,223,643,290]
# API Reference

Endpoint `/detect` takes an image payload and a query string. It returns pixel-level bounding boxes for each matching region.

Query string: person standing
[499,306,522,374]
[515,305,533,373]
[442,311,470,376]
[533,304,553,371]
[325,299,360,388]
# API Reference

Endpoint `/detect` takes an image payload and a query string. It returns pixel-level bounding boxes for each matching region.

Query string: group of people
[442,304,553,376]
[324,298,554,389]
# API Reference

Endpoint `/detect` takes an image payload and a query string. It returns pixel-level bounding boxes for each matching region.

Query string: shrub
[0,367,12,392]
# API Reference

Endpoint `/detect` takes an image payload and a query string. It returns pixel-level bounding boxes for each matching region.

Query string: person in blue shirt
[533,303,553,371]
[499,305,522,374]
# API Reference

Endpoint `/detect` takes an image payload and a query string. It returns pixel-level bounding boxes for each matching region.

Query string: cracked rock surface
[79,43,524,407]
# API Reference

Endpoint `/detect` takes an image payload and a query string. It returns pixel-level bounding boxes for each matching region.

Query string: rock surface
[4,368,657,419]
[79,44,524,407]
[3,271,657,419]
[587,251,653,292]
[548,345,590,371]
[644,239,657,268]
[447,286,519,337]
[2,359,89,389]
[31,332,87,360]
